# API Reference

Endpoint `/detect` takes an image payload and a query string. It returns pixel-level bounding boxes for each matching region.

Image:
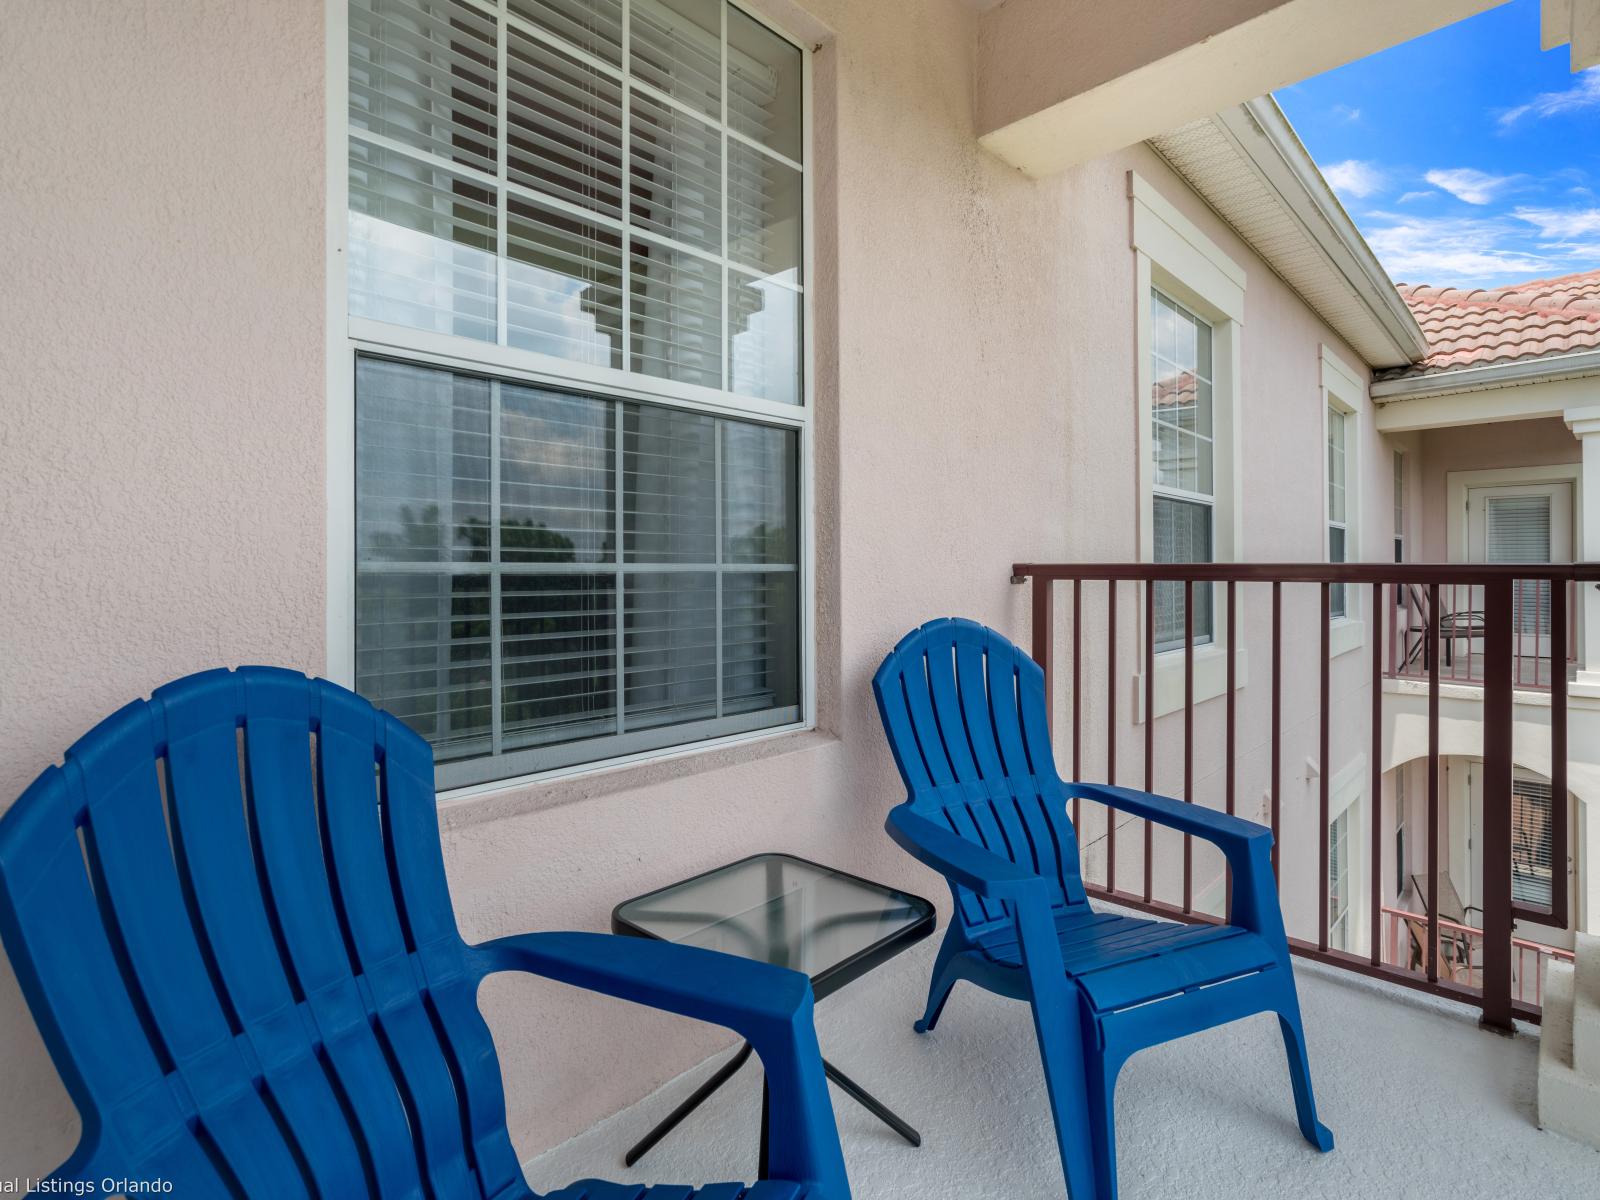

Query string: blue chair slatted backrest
[871,618,1087,934]
[0,667,528,1198]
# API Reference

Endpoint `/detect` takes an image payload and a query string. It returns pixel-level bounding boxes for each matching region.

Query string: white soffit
[1149,98,1427,370]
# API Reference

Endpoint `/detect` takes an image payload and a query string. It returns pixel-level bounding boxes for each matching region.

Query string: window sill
[436,721,834,831]
[1330,617,1366,659]
[1133,645,1248,723]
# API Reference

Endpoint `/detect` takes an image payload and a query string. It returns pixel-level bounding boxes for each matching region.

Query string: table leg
[624,1041,755,1167]
[823,1058,922,1147]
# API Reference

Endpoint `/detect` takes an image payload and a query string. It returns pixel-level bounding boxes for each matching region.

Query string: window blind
[348,0,804,406]
[1487,495,1552,636]
[1511,773,1555,908]
[355,356,800,785]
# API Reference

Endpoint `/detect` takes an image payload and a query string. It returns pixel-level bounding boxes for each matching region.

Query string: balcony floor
[524,932,1599,1198]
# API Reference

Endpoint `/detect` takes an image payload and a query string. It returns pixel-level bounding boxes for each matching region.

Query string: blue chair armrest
[886,806,1049,902]
[1064,783,1286,945]
[1064,782,1270,853]
[472,931,848,1196]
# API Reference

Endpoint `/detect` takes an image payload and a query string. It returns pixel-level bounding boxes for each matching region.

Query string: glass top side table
[612,852,936,1171]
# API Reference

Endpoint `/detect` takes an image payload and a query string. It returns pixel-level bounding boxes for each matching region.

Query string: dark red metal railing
[1011,561,1591,1032]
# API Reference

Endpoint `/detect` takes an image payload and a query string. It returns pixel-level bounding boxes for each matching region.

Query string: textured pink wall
[0,0,1388,1178]
[0,0,327,1170]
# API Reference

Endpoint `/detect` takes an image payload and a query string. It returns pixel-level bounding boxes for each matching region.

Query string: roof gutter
[1370,347,1600,401]
[1210,98,1430,366]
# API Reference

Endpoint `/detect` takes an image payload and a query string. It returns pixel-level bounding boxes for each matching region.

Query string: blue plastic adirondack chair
[873,619,1332,1200]
[0,667,848,1200]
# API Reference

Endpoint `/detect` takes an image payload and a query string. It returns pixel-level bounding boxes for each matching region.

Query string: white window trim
[323,0,820,798]
[1328,753,1368,951]
[1322,345,1365,659]
[1130,172,1246,721]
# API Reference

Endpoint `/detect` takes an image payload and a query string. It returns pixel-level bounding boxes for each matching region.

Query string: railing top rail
[1011,561,1600,584]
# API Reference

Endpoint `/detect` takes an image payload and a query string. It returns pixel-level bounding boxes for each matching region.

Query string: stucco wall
[0,0,1388,1177]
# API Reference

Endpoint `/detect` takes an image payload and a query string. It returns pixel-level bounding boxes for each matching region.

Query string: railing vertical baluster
[1319,582,1331,953]
[1144,577,1155,904]
[1225,579,1237,916]
[1072,579,1082,832]
[1371,581,1384,967]
[1271,581,1282,883]
[1480,578,1515,1033]
[1427,581,1441,983]
[1183,578,1194,914]
[1106,579,1117,894]
[1550,575,1569,927]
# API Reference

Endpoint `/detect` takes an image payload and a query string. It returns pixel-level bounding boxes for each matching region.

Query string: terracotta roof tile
[1375,268,1600,381]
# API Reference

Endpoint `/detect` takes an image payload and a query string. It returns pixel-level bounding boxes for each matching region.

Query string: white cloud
[1332,103,1362,123]
[1323,159,1385,199]
[1397,190,1438,203]
[1423,168,1515,205]
[1498,67,1600,127]
[1362,214,1558,285]
[1511,207,1600,239]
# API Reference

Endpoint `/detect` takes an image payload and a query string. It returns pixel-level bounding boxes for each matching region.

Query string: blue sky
[1275,0,1600,289]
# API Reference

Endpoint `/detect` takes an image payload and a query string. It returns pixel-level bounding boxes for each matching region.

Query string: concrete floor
[525,936,1600,1199]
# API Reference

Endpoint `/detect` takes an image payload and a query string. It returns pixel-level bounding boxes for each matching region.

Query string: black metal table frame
[611,852,937,1171]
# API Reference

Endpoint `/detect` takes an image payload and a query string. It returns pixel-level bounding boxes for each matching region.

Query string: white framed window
[1327,755,1367,954]
[332,0,812,790]
[1151,289,1216,651]
[1321,347,1365,656]
[1327,404,1348,619]
[1393,763,1407,900]
[1130,172,1246,719]
[1512,770,1556,909]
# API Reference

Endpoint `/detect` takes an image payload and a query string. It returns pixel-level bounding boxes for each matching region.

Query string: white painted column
[1565,406,1600,682]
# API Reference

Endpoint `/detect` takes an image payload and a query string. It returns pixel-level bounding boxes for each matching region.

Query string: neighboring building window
[1151,289,1215,650]
[345,0,808,786]
[1328,803,1352,951]
[1392,449,1405,564]
[1394,765,1407,899]
[1512,772,1555,908]
[1327,405,1348,619]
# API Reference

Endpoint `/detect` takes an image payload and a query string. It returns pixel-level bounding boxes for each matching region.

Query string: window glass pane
[727,138,802,278]
[355,357,801,782]
[357,358,492,563]
[357,571,492,762]
[505,197,624,368]
[625,571,719,728]
[510,0,623,67]
[630,0,722,119]
[724,571,799,714]
[349,0,806,406]
[630,240,723,389]
[501,573,617,750]
[727,3,804,161]
[1512,774,1555,907]
[723,421,797,563]
[629,89,722,253]
[624,406,717,563]
[729,273,801,405]
[349,0,498,175]
[348,143,498,340]
[499,383,615,563]
[1153,496,1213,647]
[1327,408,1346,523]
[506,26,624,217]
[1329,526,1346,618]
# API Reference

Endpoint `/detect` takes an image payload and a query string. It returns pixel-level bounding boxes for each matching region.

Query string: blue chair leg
[1030,998,1103,1200]
[1085,1049,1123,1200]
[1275,1001,1334,1153]
[915,935,961,1034]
